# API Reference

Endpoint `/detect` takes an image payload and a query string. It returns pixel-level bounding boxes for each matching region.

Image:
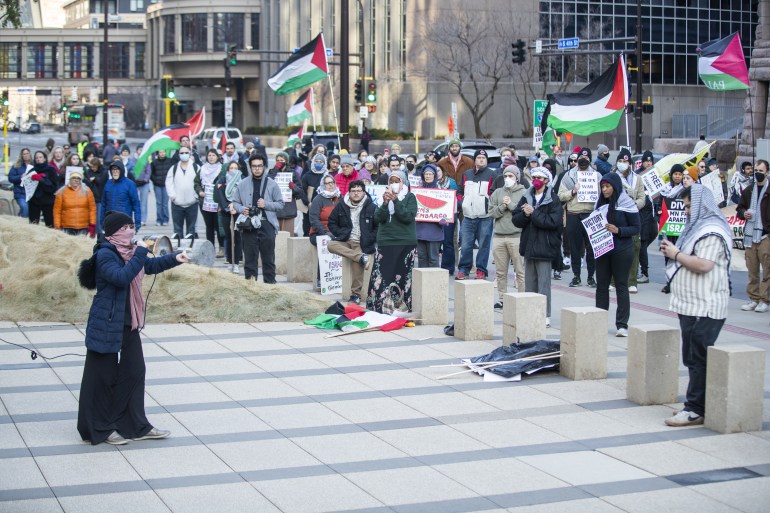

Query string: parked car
[302,132,340,154]
[195,127,245,154]
[431,140,497,160]
[5,121,18,132]
[20,122,41,134]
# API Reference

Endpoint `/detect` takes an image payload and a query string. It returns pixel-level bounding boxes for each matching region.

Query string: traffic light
[62,103,68,113]
[166,79,176,99]
[354,80,362,102]
[512,39,526,65]
[367,81,376,103]
[228,45,237,66]
[642,104,654,114]
[1,90,8,107]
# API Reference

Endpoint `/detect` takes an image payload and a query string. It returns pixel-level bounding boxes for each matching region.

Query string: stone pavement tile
[0,457,50,490]
[271,332,358,349]
[189,323,255,335]
[172,408,270,436]
[211,336,291,353]
[181,356,261,377]
[367,344,461,364]
[334,330,410,345]
[601,486,744,513]
[343,466,480,505]
[36,452,142,487]
[526,411,642,440]
[251,474,384,513]
[350,368,439,391]
[253,322,313,333]
[395,325,448,340]
[424,340,499,359]
[322,397,424,424]
[677,433,770,467]
[519,451,655,486]
[246,353,330,373]
[58,490,171,513]
[154,339,232,357]
[0,498,63,513]
[530,380,628,404]
[373,425,490,457]
[292,431,408,464]
[451,418,571,449]
[156,482,281,513]
[282,373,375,396]
[0,422,28,449]
[15,420,85,448]
[121,446,233,480]
[507,497,626,513]
[21,328,84,344]
[144,382,233,406]
[0,367,63,388]
[2,391,78,416]
[598,441,734,475]
[691,476,770,513]
[463,386,572,412]
[591,405,677,433]
[216,377,304,401]
[248,402,350,430]
[140,324,202,338]
[394,390,502,418]
[304,349,394,369]
[146,361,205,380]
[433,458,570,496]
[208,438,321,472]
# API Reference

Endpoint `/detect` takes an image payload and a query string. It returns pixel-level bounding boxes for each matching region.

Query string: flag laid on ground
[268,33,329,96]
[304,303,409,333]
[287,126,304,147]
[698,32,750,91]
[287,89,314,124]
[541,55,628,136]
[131,107,206,178]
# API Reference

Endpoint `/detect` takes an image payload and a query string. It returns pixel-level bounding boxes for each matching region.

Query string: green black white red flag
[541,55,628,137]
[697,32,750,91]
[268,34,329,96]
[287,89,314,124]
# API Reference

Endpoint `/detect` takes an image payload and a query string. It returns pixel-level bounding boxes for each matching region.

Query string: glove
[31,173,44,181]
[288,181,294,189]
[439,218,449,227]
[87,224,96,238]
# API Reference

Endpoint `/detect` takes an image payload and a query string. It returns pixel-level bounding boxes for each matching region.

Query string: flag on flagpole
[541,55,628,137]
[220,129,227,154]
[184,107,206,139]
[268,33,329,96]
[287,126,304,147]
[131,107,205,178]
[541,128,557,157]
[287,90,314,124]
[697,32,750,91]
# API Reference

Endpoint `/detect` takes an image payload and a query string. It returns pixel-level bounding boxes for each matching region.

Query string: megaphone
[142,234,215,267]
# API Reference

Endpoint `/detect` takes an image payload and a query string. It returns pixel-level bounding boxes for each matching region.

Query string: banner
[700,171,725,205]
[366,185,388,207]
[316,235,342,295]
[722,205,746,250]
[273,172,294,202]
[581,207,614,258]
[576,170,599,203]
[22,169,39,202]
[412,188,456,223]
[638,145,713,199]
[660,198,688,237]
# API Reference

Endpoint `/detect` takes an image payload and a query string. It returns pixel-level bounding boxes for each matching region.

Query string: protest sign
[700,171,725,205]
[22,168,38,202]
[274,172,293,202]
[659,198,688,237]
[408,174,422,188]
[581,207,614,258]
[316,235,342,295]
[640,166,667,200]
[722,205,746,250]
[413,188,456,223]
[576,170,599,203]
[202,184,218,212]
[366,185,388,207]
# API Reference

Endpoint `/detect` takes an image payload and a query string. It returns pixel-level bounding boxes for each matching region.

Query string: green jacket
[374,192,417,246]
[489,184,525,236]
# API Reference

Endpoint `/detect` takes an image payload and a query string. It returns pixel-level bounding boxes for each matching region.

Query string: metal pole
[3,104,8,178]
[165,98,171,126]
[340,0,350,151]
[102,0,109,149]
[635,0,643,153]
[357,0,365,130]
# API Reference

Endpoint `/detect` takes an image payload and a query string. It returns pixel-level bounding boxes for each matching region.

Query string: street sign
[224,97,233,124]
[535,40,542,54]
[359,106,368,119]
[326,48,333,58]
[450,102,459,138]
[557,37,580,50]
[533,99,548,129]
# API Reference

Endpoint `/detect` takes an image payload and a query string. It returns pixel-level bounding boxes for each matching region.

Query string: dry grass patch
[0,217,329,323]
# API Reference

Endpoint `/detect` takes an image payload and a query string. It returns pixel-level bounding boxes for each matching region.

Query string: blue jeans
[441,215,456,273]
[153,185,169,224]
[14,195,28,218]
[137,184,150,227]
[458,216,493,275]
[96,202,104,235]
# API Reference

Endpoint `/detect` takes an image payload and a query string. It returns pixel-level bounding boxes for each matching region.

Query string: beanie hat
[684,166,699,181]
[597,144,609,154]
[528,155,539,163]
[503,165,520,178]
[473,149,489,160]
[103,211,134,237]
[340,154,359,167]
[388,154,401,164]
[641,150,654,163]
[707,158,718,167]
[119,144,131,154]
[275,151,290,163]
[422,163,438,177]
[578,147,592,161]
[670,164,685,176]
[447,138,462,149]
[389,170,407,185]
[616,148,632,163]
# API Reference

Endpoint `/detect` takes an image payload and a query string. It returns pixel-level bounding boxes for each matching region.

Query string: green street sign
[534,100,548,129]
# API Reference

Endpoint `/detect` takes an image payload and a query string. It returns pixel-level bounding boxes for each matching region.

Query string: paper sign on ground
[576,170,599,203]
[412,187,456,223]
[581,207,614,258]
[700,171,725,204]
[316,235,342,295]
[22,168,38,202]
[274,172,294,202]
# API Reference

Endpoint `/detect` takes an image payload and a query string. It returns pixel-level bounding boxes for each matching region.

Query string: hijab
[317,173,340,199]
[596,172,637,224]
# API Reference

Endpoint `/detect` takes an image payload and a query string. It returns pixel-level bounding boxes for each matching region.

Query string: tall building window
[163,15,176,54]
[129,0,144,11]
[250,13,260,49]
[384,0,392,72]
[64,43,93,79]
[0,43,22,79]
[399,0,407,81]
[182,13,207,52]
[134,42,145,78]
[214,13,244,50]
[102,42,129,78]
[27,43,57,79]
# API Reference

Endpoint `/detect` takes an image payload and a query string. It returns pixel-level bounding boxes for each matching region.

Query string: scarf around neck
[225,169,242,202]
[744,178,769,247]
[318,174,340,199]
[105,230,145,331]
[200,162,220,185]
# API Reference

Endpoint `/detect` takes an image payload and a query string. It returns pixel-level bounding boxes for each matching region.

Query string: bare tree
[413,10,514,138]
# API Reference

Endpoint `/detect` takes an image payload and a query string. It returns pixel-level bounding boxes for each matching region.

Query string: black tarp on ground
[469,340,561,378]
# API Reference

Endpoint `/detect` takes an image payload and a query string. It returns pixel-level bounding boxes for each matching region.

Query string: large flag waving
[131,108,206,178]
[268,33,329,96]
[287,126,304,147]
[698,32,750,91]
[541,55,628,137]
[287,90,314,124]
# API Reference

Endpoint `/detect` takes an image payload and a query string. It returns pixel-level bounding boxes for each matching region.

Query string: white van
[195,127,245,155]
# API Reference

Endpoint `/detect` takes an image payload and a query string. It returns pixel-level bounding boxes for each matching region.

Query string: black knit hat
[103,211,134,237]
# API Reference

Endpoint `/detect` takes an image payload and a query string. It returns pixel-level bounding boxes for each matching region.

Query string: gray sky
[40,0,68,27]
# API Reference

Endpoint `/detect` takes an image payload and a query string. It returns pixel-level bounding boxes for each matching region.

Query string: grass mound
[0,217,330,323]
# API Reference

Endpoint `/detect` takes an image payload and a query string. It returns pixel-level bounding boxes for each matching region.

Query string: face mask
[179,154,190,162]
[504,177,516,188]
[275,161,285,170]
[578,159,589,170]
[617,163,629,172]
[600,153,609,161]
[532,179,544,190]
[313,162,325,171]
[756,172,766,183]
[390,182,401,193]
[406,163,415,171]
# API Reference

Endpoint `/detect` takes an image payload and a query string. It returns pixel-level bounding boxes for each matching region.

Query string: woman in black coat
[27,150,59,227]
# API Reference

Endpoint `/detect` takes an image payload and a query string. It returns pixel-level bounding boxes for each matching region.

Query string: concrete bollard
[287,237,316,283]
[559,306,608,380]
[454,280,494,340]
[705,345,765,434]
[412,268,449,325]
[502,292,546,344]
[275,231,290,275]
[342,257,374,302]
[626,324,680,405]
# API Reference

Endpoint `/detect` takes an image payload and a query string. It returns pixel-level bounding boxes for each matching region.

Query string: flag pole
[326,70,342,151]
[310,87,318,132]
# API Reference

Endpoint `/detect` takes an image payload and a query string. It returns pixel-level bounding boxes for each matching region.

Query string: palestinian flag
[304,303,409,333]
[541,55,628,137]
[287,126,304,147]
[287,89,314,124]
[541,127,556,157]
[268,33,329,96]
[698,32,750,91]
[131,107,206,178]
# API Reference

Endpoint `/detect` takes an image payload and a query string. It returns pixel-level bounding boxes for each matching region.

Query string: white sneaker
[755,302,769,313]
[563,256,571,267]
[741,301,758,311]
[231,264,240,274]
[628,286,638,293]
[545,317,551,328]
[609,285,616,292]
[664,410,704,427]
[616,328,628,337]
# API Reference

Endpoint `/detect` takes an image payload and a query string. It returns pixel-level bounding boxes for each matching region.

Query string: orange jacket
[54,185,96,229]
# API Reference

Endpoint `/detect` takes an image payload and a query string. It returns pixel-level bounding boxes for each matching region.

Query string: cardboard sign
[22,168,38,202]
[412,188,456,223]
[274,172,294,202]
[660,198,688,236]
[581,207,614,258]
[316,235,342,295]
[700,171,725,205]
[576,170,599,203]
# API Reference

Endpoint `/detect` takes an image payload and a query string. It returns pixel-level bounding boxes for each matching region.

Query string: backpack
[77,244,119,290]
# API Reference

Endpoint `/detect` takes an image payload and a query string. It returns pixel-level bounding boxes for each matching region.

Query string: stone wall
[738,2,770,162]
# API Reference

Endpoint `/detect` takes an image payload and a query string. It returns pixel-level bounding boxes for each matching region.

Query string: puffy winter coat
[54,185,96,229]
[512,186,563,261]
[101,172,141,226]
[327,194,378,254]
[28,163,58,206]
[8,163,31,198]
